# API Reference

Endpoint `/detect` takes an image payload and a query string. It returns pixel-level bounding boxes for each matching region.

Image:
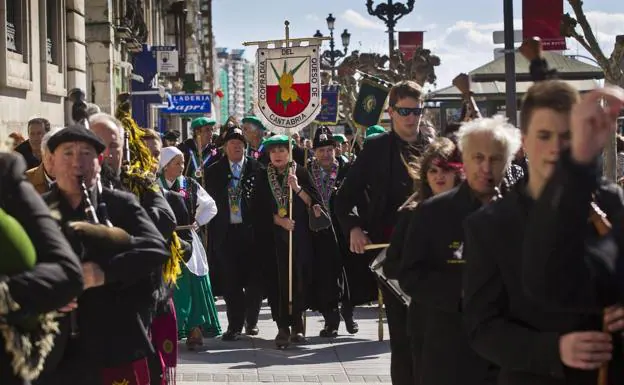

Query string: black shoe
[290,332,307,344]
[344,318,359,334]
[275,328,290,348]
[245,324,259,336]
[221,330,241,341]
[319,326,338,338]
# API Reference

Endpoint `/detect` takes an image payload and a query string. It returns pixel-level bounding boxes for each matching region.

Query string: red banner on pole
[522,0,566,51]
[398,31,424,61]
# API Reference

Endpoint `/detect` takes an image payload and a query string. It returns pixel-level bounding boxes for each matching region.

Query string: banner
[352,77,390,130]
[522,0,566,51]
[398,31,424,61]
[315,85,340,125]
[254,45,321,133]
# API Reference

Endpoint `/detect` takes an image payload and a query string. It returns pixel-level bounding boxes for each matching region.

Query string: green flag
[352,78,389,130]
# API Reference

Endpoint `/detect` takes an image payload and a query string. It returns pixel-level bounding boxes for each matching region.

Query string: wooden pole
[285,21,294,316]
[378,287,384,341]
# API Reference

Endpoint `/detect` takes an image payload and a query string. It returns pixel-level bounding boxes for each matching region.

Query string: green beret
[0,208,36,275]
[242,116,266,131]
[190,117,216,130]
[366,125,386,138]
[263,134,290,148]
[333,134,347,144]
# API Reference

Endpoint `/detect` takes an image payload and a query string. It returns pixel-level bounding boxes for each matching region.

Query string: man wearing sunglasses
[334,80,433,385]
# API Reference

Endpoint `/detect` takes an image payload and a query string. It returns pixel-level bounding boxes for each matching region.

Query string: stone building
[0,0,86,137]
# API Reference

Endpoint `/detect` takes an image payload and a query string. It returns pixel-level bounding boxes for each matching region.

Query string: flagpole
[284,21,294,317]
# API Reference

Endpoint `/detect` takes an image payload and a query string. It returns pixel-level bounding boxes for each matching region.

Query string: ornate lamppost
[314,13,351,78]
[366,0,415,56]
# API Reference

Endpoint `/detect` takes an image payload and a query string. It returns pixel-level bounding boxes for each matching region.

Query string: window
[6,0,24,54]
[46,0,59,64]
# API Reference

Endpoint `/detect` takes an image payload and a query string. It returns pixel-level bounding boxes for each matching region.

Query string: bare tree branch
[608,35,624,72]
[567,0,609,66]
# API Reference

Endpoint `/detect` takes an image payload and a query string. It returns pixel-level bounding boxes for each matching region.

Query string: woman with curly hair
[382,136,464,383]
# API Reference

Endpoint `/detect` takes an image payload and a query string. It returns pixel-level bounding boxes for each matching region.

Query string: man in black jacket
[14,118,51,170]
[334,80,432,385]
[37,125,170,385]
[508,85,624,384]
[204,126,263,340]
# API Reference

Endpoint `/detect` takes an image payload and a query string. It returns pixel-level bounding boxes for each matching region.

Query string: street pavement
[176,300,391,384]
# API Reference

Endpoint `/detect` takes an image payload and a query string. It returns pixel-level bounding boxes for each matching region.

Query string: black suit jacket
[204,156,261,253]
[0,154,83,385]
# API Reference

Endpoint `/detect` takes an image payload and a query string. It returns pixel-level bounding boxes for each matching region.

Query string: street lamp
[315,13,350,78]
[366,0,415,56]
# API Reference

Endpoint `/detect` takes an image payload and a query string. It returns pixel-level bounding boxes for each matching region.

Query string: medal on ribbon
[268,164,290,218]
[194,169,202,178]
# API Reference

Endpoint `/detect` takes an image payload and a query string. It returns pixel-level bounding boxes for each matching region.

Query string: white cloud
[582,11,624,49]
[342,9,386,31]
[305,14,319,22]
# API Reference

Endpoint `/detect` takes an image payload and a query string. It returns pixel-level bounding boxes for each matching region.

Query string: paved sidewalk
[176,301,391,384]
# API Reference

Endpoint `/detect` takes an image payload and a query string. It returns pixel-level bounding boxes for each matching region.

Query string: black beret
[223,126,246,144]
[48,124,106,154]
[162,130,180,140]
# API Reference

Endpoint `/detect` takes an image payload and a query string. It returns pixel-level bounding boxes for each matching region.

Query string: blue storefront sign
[163,94,212,115]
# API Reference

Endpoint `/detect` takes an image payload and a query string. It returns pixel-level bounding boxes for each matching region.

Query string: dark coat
[14,140,40,170]
[177,139,221,184]
[398,182,497,385]
[0,153,83,385]
[251,165,320,320]
[204,156,261,253]
[462,181,603,385]
[333,131,418,304]
[39,185,170,384]
[520,150,624,384]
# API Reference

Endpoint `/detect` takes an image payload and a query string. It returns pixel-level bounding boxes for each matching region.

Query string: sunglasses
[394,107,423,117]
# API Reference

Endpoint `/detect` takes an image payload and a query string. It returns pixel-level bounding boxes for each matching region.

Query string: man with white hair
[25,127,62,194]
[398,115,521,385]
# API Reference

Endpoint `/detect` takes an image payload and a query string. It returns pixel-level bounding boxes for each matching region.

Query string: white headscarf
[159,146,183,172]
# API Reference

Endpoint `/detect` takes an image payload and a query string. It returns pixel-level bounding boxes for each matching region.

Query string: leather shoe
[221,330,241,341]
[344,319,359,334]
[319,327,338,338]
[245,324,259,336]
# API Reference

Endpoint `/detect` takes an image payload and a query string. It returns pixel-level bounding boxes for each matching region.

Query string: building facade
[0,0,86,137]
[216,47,254,123]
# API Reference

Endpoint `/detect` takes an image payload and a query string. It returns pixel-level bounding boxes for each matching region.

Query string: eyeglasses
[395,107,423,117]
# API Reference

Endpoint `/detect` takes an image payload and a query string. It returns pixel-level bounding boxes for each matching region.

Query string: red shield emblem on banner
[255,45,321,132]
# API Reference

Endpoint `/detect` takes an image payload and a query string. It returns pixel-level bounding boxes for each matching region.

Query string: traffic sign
[153,46,179,74]
[493,30,523,45]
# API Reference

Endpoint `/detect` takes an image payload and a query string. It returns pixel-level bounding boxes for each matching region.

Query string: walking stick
[288,134,294,316]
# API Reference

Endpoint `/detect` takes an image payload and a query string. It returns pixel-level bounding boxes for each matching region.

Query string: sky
[212,0,623,91]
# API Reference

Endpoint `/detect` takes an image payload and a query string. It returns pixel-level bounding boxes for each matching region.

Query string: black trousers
[216,224,263,332]
[382,285,415,385]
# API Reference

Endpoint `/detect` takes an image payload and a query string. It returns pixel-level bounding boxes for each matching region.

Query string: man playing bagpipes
[333,80,433,385]
[110,97,187,385]
[516,39,624,384]
[0,150,83,385]
[36,125,170,385]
